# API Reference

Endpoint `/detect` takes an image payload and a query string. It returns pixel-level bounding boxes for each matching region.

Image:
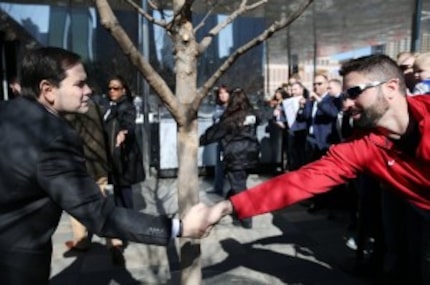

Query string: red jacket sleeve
[230,138,370,219]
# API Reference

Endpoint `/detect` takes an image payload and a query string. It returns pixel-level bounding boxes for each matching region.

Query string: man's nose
[84,84,92,96]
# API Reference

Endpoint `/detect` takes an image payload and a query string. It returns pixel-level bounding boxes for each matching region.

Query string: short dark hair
[273,87,289,99]
[339,54,406,93]
[20,47,82,99]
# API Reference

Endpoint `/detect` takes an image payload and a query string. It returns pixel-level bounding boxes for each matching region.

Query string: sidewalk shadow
[202,237,337,284]
[50,242,140,285]
[252,213,325,258]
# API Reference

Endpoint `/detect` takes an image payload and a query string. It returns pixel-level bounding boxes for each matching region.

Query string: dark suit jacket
[0,97,170,284]
[298,94,341,150]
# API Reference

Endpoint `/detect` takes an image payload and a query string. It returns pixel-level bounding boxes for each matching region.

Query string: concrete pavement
[49,174,371,284]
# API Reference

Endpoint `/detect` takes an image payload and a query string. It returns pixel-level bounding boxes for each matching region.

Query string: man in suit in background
[297,74,342,212]
[298,74,341,162]
[0,47,210,284]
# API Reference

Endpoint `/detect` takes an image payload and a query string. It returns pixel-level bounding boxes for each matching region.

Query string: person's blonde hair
[396,51,417,65]
[414,52,430,69]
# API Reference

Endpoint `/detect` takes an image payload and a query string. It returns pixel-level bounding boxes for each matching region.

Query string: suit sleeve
[316,98,340,118]
[230,138,369,219]
[36,130,172,245]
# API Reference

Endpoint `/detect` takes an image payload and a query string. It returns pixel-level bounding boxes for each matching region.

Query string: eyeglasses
[342,81,386,100]
[108,86,122,91]
[399,64,412,71]
[313,82,324,86]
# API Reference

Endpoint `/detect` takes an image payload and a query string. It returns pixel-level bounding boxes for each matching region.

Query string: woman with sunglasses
[103,75,145,265]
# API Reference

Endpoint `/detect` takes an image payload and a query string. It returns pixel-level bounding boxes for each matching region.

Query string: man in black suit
[297,74,342,212]
[0,47,210,284]
[298,74,341,162]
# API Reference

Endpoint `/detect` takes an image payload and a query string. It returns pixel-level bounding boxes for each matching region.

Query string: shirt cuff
[171,218,181,239]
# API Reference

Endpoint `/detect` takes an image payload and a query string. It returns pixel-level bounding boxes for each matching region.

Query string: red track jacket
[231,95,430,219]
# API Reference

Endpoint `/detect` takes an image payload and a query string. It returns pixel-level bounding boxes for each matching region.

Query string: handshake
[179,200,235,238]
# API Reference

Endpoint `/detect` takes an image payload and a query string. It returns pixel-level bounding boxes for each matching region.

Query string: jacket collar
[368,96,430,159]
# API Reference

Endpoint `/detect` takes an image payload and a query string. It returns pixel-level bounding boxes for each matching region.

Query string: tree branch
[123,0,168,28]
[93,0,183,122]
[147,0,158,10]
[198,0,267,54]
[193,6,215,34]
[196,0,314,104]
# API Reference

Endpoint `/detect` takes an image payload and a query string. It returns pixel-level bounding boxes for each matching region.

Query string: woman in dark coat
[200,88,260,228]
[102,75,145,263]
[103,75,145,211]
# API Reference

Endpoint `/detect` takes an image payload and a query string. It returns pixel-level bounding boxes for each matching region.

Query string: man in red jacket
[205,54,430,284]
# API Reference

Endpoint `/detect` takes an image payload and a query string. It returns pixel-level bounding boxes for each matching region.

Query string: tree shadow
[202,237,340,284]
[134,178,181,273]
[50,242,140,285]
[201,209,369,284]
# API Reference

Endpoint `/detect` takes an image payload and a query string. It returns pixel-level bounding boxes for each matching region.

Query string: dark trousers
[304,139,333,210]
[304,138,326,164]
[352,174,383,268]
[287,130,307,170]
[226,169,248,196]
[114,185,134,209]
[226,169,252,227]
[381,187,430,285]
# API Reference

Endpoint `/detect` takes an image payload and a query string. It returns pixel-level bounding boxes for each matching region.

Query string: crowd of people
[203,51,430,285]
[196,50,430,284]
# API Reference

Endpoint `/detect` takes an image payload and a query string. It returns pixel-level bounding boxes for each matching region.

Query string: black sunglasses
[342,81,386,100]
[108,86,122,91]
[313,82,324,86]
[399,64,412,71]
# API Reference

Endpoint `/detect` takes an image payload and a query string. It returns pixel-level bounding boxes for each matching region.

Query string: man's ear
[39,80,56,104]
[384,78,400,100]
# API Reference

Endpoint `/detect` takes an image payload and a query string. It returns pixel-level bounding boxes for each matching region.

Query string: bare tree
[93,0,313,284]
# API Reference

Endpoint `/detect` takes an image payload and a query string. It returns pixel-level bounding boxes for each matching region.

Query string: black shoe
[110,246,125,266]
[240,218,252,229]
[64,240,90,252]
[232,218,252,229]
[63,240,90,258]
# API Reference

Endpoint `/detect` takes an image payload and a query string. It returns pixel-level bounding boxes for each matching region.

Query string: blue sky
[331,46,372,61]
[1,3,50,32]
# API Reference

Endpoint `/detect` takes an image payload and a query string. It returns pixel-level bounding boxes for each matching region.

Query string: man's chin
[355,117,377,129]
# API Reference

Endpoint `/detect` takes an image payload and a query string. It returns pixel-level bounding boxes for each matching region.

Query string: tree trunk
[177,120,201,285]
[175,18,201,285]
[94,1,315,284]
